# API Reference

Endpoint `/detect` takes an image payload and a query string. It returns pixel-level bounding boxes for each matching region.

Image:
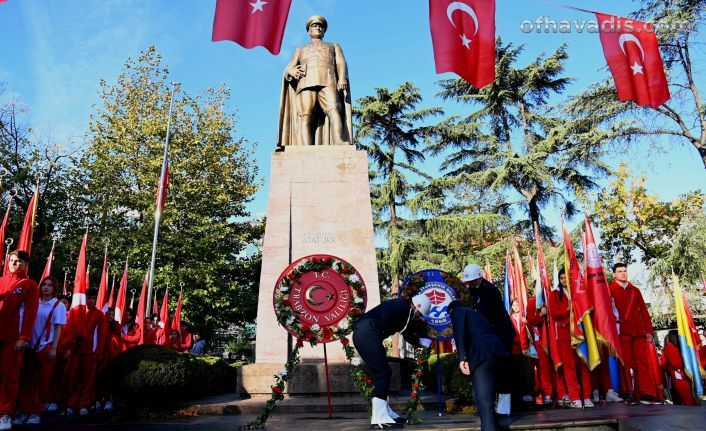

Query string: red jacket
[122,322,141,351]
[609,281,653,336]
[660,342,685,376]
[105,321,123,361]
[526,296,546,348]
[143,325,156,344]
[548,288,571,340]
[0,271,39,342]
[510,313,529,354]
[67,306,107,355]
[179,329,193,352]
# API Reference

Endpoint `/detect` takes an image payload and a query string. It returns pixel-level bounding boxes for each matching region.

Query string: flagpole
[146,82,179,318]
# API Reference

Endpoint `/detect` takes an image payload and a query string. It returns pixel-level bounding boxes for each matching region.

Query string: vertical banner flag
[115,262,128,324]
[584,217,623,361]
[595,13,670,108]
[97,249,109,312]
[17,187,38,255]
[562,221,601,370]
[0,199,11,276]
[173,290,183,332]
[212,0,292,55]
[429,0,496,88]
[503,252,512,313]
[157,288,170,345]
[483,260,493,283]
[137,275,148,344]
[68,233,89,333]
[673,275,704,399]
[40,242,55,281]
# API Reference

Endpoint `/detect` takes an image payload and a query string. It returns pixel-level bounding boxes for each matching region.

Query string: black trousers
[353,320,391,399]
[472,359,499,431]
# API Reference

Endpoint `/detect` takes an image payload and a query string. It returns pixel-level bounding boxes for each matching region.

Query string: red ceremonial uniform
[105,321,123,361]
[0,270,39,415]
[660,342,696,406]
[609,280,658,398]
[526,296,554,399]
[510,313,528,355]
[48,314,72,408]
[122,323,141,351]
[66,306,107,410]
[143,325,156,345]
[548,287,591,401]
[179,329,193,353]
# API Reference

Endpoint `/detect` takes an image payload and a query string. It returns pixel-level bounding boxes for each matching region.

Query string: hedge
[98,344,237,406]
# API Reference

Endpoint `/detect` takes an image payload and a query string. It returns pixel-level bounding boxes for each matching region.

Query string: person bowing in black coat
[460,263,515,415]
[448,300,510,431]
[353,294,432,429]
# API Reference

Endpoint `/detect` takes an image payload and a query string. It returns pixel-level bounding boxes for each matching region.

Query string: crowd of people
[0,250,204,430]
[358,263,706,430]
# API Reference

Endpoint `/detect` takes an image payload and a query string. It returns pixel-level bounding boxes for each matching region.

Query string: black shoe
[639,395,664,405]
[625,393,639,405]
[393,417,406,423]
[371,423,404,429]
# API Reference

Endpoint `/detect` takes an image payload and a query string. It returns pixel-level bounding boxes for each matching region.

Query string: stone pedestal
[254,146,381,365]
[237,361,401,395]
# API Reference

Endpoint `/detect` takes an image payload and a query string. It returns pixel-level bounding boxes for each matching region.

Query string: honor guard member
[448,300,509,431]
[353,294,432,429]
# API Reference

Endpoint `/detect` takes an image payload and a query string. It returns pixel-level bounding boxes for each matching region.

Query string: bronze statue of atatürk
[277,16,352,147]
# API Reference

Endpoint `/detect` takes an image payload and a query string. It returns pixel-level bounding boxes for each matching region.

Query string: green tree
[587,164,705,264]
[650,210,706,287]
[571,1,706,168]
[354,82,442,356]
[0,83,86,277]
[77,47,261,335]
[431,40,614,239]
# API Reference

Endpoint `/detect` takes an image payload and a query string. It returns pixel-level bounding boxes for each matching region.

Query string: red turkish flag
[212,0,292,55]
[595,13,670,108]
[583,217,623,361]
[429,0,496,88]
[17,188,38,255]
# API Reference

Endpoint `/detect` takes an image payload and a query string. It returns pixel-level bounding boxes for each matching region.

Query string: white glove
[419,338,432,348]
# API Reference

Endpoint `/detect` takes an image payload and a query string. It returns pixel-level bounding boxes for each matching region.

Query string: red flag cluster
[209,0,671,107]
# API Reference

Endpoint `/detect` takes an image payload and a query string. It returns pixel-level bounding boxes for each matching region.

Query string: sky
[2,0,705,234]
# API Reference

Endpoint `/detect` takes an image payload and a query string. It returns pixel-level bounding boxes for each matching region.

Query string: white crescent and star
[250,0,267,14]
[446,1,480,50]
[305,285,324,306]
[618,34,646,76]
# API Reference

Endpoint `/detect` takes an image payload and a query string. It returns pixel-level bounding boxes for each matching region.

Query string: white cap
[461,263,483,282]
[411,294,432,317]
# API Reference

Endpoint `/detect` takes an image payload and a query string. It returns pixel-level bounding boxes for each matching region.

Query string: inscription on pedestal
[301,231,337,245]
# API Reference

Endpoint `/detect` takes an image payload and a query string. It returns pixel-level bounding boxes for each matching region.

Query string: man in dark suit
[461,263,515,414]
[448,300,509,431]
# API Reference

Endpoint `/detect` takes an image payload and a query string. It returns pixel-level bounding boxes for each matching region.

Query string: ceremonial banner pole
[146,82,179,315]
[323,343,332,419]
[436,340,442,416]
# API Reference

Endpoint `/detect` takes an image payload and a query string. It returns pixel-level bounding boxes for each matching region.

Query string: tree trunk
[528,196,540,233]
[389,201,400,358]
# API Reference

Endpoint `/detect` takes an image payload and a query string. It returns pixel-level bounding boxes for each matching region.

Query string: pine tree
[354,82,442,356]
[431,40,615,239]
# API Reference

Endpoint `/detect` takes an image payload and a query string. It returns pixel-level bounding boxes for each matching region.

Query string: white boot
[386,396,403,422]
[496,393,511,416]
[371,397,402,429]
